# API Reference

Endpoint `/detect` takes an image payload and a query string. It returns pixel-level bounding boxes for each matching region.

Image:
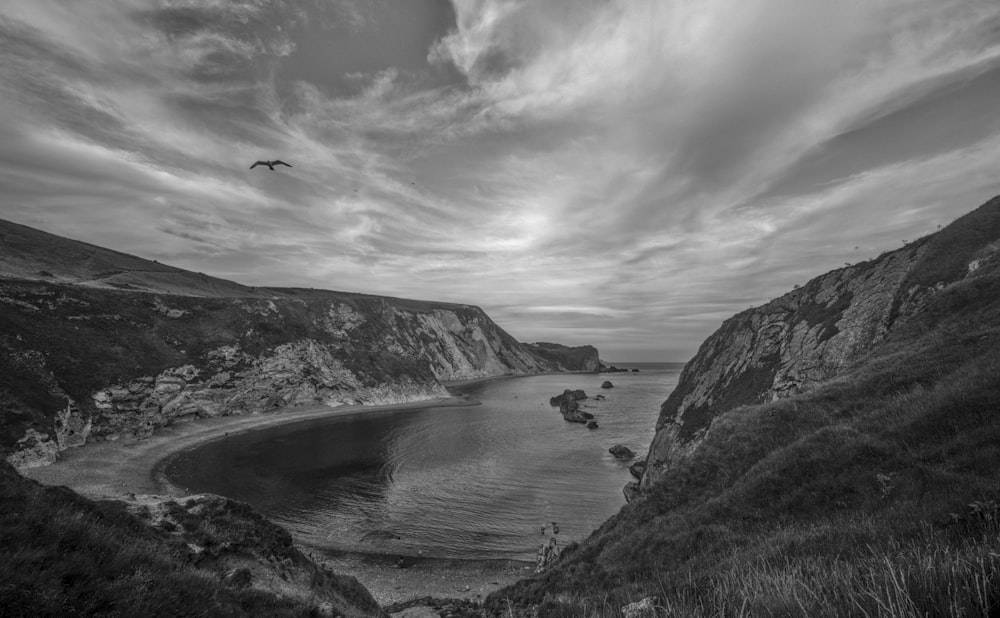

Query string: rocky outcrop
[549,389,587,407]
[130,493,386,617]
[623,482,640,503]
[524,342,601,372]
[638,196,1000,494]
[549,389,594,423]
[609,444,635,460]
[0,220,599,468]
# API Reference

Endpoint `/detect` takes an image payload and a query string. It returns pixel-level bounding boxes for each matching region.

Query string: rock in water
[549,389,587,406]
[601,380,614,389]
[550,389,594,423]
[587,421,599,429]
[609,444,635,460]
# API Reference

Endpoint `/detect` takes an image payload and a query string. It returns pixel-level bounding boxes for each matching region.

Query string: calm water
[164,363,681,560]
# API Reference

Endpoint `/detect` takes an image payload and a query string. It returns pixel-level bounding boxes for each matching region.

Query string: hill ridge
[0,220,599,468]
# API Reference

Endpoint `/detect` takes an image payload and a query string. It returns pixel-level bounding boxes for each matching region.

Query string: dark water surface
[165,363,681,560]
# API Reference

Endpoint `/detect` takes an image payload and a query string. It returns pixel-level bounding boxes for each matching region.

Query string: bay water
[164,362,681,561]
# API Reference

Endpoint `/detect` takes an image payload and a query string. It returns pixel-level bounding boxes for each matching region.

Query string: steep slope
[488,195,1000,616]
[639,195,1000,491]
[0,460,385,617]
[0,219,596,468]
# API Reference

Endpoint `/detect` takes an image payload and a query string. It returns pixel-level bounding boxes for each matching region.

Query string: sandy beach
[19,386,533,605]
[21,395,476,499]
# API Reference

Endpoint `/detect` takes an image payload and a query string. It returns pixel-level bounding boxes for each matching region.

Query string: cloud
[2,0,1000,361]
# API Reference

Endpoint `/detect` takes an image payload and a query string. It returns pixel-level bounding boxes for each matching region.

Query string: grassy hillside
[0,460,384,617]
[0,217,484,310]
[487,216,1000,616]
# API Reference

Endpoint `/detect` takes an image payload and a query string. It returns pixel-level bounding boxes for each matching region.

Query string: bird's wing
[250,161,266,169]
[272,160,292,167]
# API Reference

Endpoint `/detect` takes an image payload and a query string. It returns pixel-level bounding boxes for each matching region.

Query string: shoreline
[21,394,477,500]
[18,386,534,606]
[316,551,533,606]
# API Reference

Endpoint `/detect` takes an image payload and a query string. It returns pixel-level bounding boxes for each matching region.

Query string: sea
[164,362,683,561]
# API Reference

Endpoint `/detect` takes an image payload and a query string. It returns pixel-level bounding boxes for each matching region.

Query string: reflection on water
[165,365,681,560]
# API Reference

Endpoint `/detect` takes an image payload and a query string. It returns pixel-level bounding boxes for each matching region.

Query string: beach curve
[21,393,477,501]
[18,381,534,605]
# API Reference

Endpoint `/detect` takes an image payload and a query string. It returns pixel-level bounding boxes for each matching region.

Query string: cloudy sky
[2,0,1000,361]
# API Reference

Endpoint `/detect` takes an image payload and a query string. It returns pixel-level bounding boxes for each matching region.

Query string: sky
[2,1,1000,362]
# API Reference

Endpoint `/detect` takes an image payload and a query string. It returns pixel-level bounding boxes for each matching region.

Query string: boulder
[5,429,58,469]
[551,389,593,423]
[549,389,587,406]
[601,381,614,389]
[628,460,647,480]
[560,399,594,423]
[535,536,561,572]
[609,444,635,460]
[586,421,599,429]
[622,597,659,618]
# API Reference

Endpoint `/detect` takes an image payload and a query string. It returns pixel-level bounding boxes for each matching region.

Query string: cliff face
[523,342,601,372]
[639,195,1000,493]
[0,220,593,469]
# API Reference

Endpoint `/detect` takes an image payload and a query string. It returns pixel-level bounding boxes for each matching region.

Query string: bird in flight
[250,160,292,171]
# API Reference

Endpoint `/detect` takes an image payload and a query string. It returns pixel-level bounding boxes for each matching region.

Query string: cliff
[489,196,1000,616]
[638,195,1000,492]
[522,342,601,372]
[0,219,595,468]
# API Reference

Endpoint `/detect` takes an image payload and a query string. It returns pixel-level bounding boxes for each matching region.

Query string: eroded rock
[609,444,635,460]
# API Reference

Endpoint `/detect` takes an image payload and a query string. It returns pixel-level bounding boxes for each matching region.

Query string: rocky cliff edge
[637,195,1000,494]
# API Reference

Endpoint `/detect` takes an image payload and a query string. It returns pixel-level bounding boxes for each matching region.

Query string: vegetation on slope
[0,461,383,617]
[487,240,1000,616]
